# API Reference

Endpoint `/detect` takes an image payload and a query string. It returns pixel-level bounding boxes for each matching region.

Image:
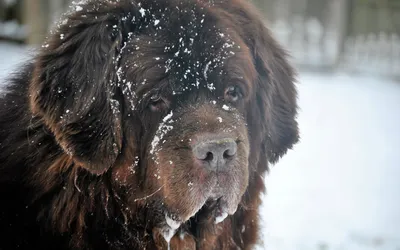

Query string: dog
[0,0,299,249]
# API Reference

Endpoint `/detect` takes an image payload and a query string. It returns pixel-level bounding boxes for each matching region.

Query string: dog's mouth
[193,197,230,224]
[167,196,230,224]
[161,197,233,242]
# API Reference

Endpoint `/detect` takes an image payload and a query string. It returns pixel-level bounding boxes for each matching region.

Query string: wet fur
[0,0,299,249]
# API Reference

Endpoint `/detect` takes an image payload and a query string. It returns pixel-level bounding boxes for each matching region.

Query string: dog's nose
[193,138,237,170]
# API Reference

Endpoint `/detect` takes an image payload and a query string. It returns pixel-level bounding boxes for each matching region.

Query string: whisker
[133,185,164,202]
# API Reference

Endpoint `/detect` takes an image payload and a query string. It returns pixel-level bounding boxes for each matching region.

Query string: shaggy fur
[0,0,299,249]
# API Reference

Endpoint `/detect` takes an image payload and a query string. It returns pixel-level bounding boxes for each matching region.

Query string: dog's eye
[149,94,167,112]
[224,86,243,103]
[150,94,161,102]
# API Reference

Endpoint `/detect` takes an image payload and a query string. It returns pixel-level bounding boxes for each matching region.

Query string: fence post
[337,0,351,67]
[23,0,49,45]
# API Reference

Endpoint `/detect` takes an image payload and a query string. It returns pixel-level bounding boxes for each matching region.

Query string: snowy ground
[1,41,400,250]
[0,42,36,85]
[260,72,400,250]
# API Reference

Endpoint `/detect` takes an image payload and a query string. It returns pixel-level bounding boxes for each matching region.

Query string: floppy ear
[29,2,138,175]
[252,25,300,164]
[231,6,299,165]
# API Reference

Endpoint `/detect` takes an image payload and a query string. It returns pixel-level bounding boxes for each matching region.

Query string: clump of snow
[163,214,181,250]
[207,83,215,91]
[128,156,139,174]
[222,105,230,111]
[150,111,174,156]
[165,214,181,230]
[203,61,212,80]
[109,99,121,115]
[139,7,146,17]
[70,1,87,12]
[215,212,228,224]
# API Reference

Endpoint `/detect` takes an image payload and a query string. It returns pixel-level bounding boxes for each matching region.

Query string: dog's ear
[29,2,138,175]
[231,2,299,165]
[253,31,299,164]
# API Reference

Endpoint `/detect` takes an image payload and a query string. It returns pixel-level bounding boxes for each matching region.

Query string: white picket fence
[262,0,400,78]
[270,17,341,68]
[342,33,400,77]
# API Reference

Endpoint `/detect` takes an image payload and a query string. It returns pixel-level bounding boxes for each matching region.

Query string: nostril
[223,141,237,159]
[204,152,214,162]
[223,149,235,159]
[193,145,214,162]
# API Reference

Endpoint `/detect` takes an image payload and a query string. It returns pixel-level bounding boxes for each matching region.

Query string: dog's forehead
[120,4,254,97]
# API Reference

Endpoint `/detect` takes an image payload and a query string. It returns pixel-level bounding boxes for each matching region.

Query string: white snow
[258,72,400,250]
[150,111,174,155]
[139,7,146,18]
[164,214,181,250]
[203,61,212,80]
[222,104,230,111]
[0,42,34,87]
[1,42,399,249]
[0,20,26,40]
[75,5,83,12]
[165,214,181,230]
[162,111,173,122]
[215,212,228,224]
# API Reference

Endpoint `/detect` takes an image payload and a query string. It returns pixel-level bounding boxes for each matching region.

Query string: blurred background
[1,0,399,249]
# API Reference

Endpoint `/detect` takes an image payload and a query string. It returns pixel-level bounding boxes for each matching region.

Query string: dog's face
[29,0,298,238]
[108,4,255,226]
[119,33,253,224]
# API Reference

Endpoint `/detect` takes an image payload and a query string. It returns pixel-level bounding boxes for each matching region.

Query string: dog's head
[29,0,298,239]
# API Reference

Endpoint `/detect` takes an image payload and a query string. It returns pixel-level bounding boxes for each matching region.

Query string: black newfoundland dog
[0,0,299,249]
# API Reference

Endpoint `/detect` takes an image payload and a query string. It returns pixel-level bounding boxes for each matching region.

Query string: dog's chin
[189,195,239,224]
[162,183,244,236]
[171,195,238,223]
[159,196,238,243]
[155,196,238,246]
